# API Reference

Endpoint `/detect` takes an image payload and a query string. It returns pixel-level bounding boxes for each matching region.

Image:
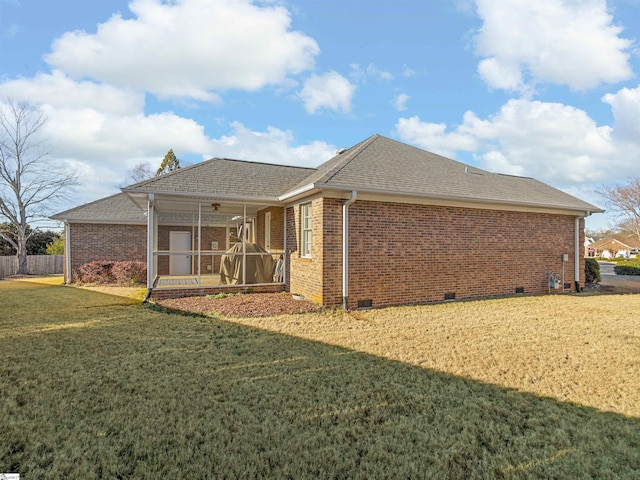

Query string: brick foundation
[150,283,284,300]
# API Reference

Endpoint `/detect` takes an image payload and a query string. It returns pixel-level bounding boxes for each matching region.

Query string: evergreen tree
[156,149,181,175]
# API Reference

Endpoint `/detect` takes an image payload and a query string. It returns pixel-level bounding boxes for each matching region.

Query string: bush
[78,261,115,284]
[111,261,147,285]
[613,261,640,276]
[585,258,601,283]
[77,260,147,285]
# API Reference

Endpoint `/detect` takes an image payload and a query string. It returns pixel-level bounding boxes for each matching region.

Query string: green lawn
[1,279,639,479]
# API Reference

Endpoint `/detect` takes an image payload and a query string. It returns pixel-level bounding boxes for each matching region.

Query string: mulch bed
[156,292,320,317]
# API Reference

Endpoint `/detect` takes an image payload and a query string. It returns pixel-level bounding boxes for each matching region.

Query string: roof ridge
[125,156,317,190]
[316,134,381,185]
[217,157,317,171]
[124,156,221,189]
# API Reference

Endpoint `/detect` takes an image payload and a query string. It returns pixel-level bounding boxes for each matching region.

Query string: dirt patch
[156,292,320,317]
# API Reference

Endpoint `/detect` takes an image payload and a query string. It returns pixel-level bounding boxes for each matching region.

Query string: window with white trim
[301,202,312,257]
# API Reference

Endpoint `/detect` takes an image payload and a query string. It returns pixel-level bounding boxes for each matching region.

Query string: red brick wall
[287,200,324,303]
[68,223,147,276]
[336,200,584,309]
[256,207,285,252]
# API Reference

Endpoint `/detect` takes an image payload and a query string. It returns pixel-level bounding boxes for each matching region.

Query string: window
[301,202,312,257]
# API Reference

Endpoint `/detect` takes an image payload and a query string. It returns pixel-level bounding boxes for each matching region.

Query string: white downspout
[574,216,581,292]
[342,191,357,310]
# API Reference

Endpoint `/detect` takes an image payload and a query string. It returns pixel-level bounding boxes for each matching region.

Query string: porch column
[242,203,247,285]
[283,206,287,284]
[197,202,202,286]
[146,193,155,289]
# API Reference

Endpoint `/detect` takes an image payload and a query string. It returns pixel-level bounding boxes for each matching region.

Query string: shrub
[585,258,601,283]
[111,261,147,285]
[77,261,115,284]
[77,260,147,285]
[613,261,640,276]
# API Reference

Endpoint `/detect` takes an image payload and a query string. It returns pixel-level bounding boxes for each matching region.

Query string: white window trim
[301,202,312,258]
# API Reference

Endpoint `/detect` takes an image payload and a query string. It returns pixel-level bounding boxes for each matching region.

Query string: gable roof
[284,134,603,213]
[51,193,146,223]
[123,157,315,201]
[591,234,640,251]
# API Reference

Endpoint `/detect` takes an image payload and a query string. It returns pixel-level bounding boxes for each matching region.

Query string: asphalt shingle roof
[53,134,602,222]
[124,157,315,199]
[51,193,146,222]
[295,134,601,212]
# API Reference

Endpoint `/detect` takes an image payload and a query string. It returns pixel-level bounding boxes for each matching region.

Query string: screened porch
[139,194,286,291]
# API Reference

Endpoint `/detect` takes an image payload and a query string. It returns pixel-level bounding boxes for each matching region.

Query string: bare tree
[126,161,155,184]
[0,99,77,274]
[597,178,640,244]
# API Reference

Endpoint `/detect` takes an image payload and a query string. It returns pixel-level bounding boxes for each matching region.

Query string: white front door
[169,231,191,275]
[264,211,271,252]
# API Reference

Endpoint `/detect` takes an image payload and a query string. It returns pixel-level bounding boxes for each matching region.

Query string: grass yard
[1,279,639,478]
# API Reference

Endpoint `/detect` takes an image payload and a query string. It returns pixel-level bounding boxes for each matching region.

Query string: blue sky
[1,0,639,231]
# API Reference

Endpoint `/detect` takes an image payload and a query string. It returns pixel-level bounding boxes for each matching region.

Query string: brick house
[52,134,602,308]
[590,234,640,258]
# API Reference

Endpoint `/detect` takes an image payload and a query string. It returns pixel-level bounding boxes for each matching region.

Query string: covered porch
[126,192,288,295]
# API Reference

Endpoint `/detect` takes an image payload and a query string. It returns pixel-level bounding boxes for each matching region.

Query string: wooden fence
[0,255,64,277]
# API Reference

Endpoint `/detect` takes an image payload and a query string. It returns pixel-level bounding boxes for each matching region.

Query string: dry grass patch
[229,295,640,418]
[2,280,639,478]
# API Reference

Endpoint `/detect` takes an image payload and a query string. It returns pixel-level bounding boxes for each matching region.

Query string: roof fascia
[64,219,147,225]
[278,183,318,202]
[317,185,603,216]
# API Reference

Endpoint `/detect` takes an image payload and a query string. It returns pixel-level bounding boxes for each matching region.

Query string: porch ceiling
[125,191,278,217]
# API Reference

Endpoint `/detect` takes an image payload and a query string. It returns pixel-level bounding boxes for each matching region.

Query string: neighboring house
[52,134,603,309]
[590,234,640,259]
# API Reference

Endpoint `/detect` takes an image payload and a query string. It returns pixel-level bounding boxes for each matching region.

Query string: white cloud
[298,71,356,114]
[350,63,394,83]
[401,65,416,78]
[474,0,633,91]
[394,114,480,158]
[602,85,640,141]
[396,99,619,184]
[0,71,143,115]
[392,93,410,112]
[44,0,319,100]
[205,121,336,167]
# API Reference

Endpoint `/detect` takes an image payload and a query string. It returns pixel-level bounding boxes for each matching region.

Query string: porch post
[197,202,202,286]
[242,203,247,285]
[146,193,155,289]
[283,206,287,284]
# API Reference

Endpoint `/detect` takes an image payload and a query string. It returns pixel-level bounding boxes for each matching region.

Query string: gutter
[342,191,357,310]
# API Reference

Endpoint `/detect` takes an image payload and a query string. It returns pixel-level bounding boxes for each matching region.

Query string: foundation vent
[444,292,456,301]
[357,299,373,309]
[515,287,525,294]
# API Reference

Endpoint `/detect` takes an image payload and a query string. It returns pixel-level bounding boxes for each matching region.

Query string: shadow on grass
[1,281,639,479]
